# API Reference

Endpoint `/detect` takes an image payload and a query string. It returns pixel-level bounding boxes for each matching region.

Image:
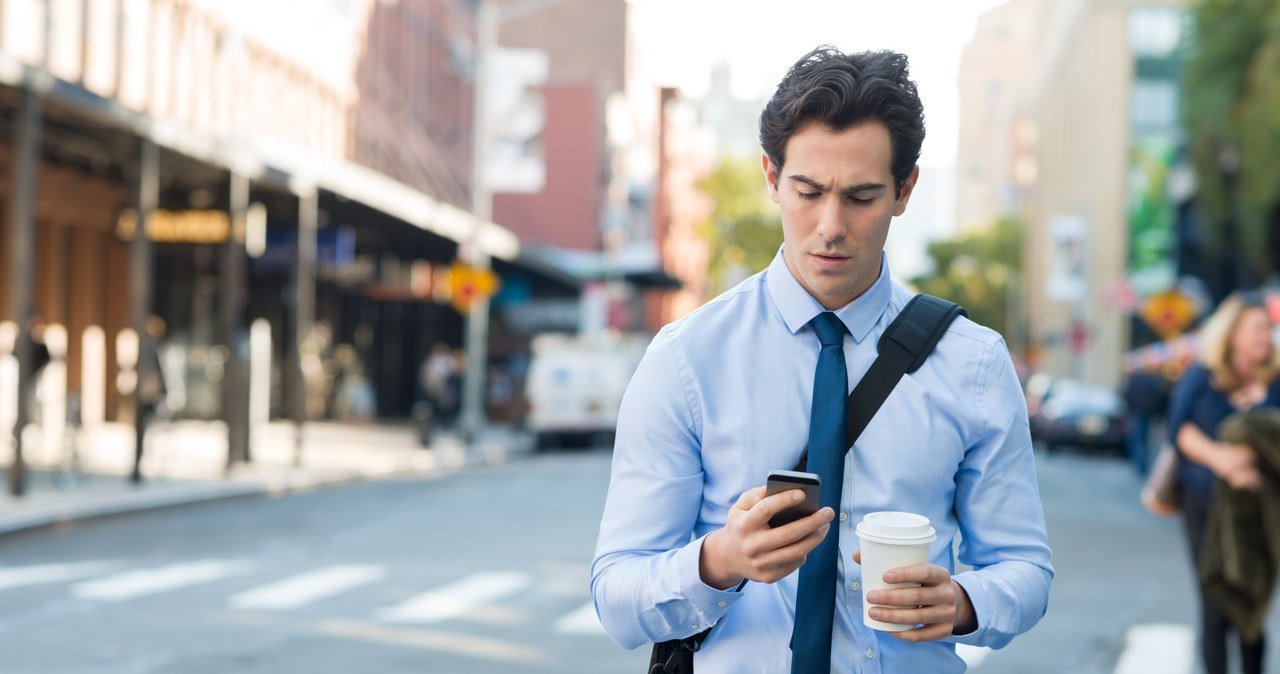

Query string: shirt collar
[766,246,893,345]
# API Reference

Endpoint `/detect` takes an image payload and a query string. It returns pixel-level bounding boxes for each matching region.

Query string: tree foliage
[696,155,783,293]
[1182,0,1280,277]
[909,218,1024,341]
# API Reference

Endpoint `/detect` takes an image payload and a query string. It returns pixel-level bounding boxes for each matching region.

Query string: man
[131,315,168,483]
[591,47,1052,672]
[1123,368,1168,475]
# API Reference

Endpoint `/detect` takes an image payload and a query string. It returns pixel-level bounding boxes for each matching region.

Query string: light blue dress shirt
[591,250,1053,673]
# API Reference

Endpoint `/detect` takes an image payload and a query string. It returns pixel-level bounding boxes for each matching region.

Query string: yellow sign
[1140,290,1197,338]
[116,208,232,244]
[448,262,500,314]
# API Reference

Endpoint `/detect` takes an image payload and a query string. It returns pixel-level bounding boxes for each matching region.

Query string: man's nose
[815,198,845,242]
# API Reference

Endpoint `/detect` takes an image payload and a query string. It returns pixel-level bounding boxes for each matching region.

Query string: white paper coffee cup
[855,511,936,631]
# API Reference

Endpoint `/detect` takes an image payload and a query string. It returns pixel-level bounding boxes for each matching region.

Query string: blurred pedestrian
[132,316,168,483]
[1167,290,1280,674]
[332,344,375,423]
[1123,367,1169,475]
[420,343,458,429]
[22,319,51,424]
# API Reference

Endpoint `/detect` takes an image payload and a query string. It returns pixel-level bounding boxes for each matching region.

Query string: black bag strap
[649,627,710,673]
[793,293,966,472]
[649,294,965,673]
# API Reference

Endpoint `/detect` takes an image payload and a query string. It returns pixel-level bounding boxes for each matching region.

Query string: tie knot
[810,312,845,347]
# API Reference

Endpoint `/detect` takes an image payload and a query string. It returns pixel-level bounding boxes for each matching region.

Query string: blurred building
[648,87,714,328]
[480,0,707,337]
[696,62,765,161]
[0,0,590,464]
[956,0,1189,389]
[488,0,625,252]
[954,0,1042,235]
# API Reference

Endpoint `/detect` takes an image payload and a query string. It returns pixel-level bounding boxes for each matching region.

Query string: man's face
[764,120,918,310]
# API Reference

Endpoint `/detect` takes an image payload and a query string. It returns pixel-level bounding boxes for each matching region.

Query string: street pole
[293,188,318,465]
[460,0,497,446]
[223,172,250,468]
[131,139,158,482]
[5,88,41,497]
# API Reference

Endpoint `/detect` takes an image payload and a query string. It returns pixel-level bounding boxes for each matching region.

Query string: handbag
[1141,443,1181,517]
[647,295,966,672]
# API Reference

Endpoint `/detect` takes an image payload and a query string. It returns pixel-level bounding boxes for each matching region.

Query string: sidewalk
[0,419,532,536]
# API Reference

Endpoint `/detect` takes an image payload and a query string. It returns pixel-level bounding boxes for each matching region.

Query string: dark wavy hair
[759,46,925,197]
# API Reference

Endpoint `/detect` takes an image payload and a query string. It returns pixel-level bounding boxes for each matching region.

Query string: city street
[0,447,648,673]
[1,440,1277,673]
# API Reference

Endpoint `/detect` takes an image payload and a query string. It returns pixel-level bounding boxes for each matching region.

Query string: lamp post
[460,0,561,445]
[459,0,498,446]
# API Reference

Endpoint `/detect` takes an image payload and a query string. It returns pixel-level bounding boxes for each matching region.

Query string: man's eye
[798,191,820,200]
[849,196,873,205]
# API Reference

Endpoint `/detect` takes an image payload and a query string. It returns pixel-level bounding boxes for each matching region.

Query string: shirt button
[865,648,874,659]
[716,600,727,607]
[839,512,848,522]
[851,581,860,592]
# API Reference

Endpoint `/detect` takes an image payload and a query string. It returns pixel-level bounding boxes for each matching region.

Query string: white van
[524,332,649,448]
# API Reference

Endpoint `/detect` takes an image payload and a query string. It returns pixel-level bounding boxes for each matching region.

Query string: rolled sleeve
[591,329,722,649]
[947,339,1054,648]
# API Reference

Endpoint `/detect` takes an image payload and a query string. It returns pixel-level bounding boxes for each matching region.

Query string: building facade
[0,0,546,490]
[957,0,1189,388]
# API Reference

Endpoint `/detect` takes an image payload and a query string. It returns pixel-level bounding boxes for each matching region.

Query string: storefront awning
[519,245,683,290]
[1,57,519,262]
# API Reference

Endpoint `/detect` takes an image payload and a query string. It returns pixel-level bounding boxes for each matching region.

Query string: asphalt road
[0,442,1273,673]
[0,447,648,673]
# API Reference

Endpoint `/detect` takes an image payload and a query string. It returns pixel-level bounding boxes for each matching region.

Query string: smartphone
[764,470,821,527]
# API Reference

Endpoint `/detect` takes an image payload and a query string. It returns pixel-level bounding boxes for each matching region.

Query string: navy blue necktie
[791,312,848,674]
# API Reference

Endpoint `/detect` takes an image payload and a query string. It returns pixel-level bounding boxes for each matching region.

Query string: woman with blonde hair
[1168,290,1280,674]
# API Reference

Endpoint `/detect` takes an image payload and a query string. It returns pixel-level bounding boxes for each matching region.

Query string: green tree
[1182,0,1280,278]
[696,155,782,294]
[910,218,1023,342]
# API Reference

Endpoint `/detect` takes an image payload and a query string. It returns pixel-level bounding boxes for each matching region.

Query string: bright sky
[630,0,1010,167]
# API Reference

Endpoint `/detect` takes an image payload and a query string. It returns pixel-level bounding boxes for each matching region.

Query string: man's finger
[752,487,812,523]
[882,563,947,585]
[732,486,767,511]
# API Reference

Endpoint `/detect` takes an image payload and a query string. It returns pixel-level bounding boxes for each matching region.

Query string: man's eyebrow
[787,175,829,191]
[786,174,888,195]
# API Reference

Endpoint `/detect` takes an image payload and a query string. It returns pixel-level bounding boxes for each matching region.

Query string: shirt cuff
[945,572,990,646]
[680,534,746,623]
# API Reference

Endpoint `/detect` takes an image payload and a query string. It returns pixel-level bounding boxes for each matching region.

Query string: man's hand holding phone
[699,470,834,590]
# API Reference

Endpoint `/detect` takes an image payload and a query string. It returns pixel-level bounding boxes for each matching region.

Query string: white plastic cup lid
[855,511,936,545]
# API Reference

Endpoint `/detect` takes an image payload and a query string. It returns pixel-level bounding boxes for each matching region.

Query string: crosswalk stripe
[0,561,120,591]
[552,601,605,635]
[377,571,530,624]
[1113,623,1193,674]
[70,560,254,601]
[229,565,385,611]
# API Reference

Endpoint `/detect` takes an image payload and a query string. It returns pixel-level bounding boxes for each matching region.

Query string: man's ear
[763,154,781,203]
[893,164,921,217]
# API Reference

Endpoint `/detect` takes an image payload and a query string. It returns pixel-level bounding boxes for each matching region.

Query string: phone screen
[765,470,821,527]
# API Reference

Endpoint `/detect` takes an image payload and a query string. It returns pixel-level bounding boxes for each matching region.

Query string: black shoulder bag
[647,294,966,673]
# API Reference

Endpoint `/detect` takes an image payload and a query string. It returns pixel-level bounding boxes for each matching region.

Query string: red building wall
[491,83,601,251]
[352,0,476,210]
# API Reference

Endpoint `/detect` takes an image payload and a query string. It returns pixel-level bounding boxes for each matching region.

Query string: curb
[0,480,268,536]
[0,426,534,537]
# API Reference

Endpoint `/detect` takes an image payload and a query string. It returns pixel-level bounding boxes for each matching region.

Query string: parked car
[1028,377,1128,454]
[523,332,649,449]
